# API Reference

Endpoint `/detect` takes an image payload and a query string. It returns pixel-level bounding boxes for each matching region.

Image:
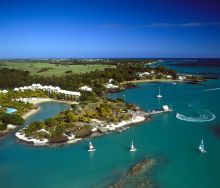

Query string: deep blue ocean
[0,59,220,188]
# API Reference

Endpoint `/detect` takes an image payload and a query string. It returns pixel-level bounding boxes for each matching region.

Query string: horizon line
[1,57,220,60]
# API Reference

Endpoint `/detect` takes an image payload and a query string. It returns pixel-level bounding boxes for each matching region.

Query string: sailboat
[129,141,137,152]
[157,87,162,98]
[199,139,206,153]
[88,141,96,152]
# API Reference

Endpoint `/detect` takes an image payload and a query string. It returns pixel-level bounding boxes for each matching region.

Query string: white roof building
[12,84,81,97]
[139,72,151,77]
[109,79,114,84]
[2,89,8,94]
[79,86,92,92]
[105,83,119,89]
[178,75,186,80]
[163,105,170,111]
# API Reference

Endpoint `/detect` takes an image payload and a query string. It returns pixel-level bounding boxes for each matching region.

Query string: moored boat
[129,141,137,152]
[88,141,96,152]
[157,87,162,98]
[199,139,206,154]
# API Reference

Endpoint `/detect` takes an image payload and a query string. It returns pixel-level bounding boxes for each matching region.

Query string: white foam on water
[176,110,216,122]
[202,88,220,92]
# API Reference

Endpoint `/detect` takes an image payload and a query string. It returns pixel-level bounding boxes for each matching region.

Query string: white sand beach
[15,115,146,146]
[21,98,75,119]
[105,115,145,131]
[15,132,49,146]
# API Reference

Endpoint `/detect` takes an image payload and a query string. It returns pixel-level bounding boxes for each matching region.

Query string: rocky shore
[0,129,10,137]
[0,124,17,137]
[15,115,147,146]
[109,158,157,188]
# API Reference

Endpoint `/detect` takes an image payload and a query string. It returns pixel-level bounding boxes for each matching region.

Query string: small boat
[157,87,162,98]
[88,141,96,152]
[129,141,137,152]
[199,139,206,154]
[176,113,181,118]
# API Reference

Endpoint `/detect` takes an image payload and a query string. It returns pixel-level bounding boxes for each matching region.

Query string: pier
[146,109,173,115]
[145,105,173,116]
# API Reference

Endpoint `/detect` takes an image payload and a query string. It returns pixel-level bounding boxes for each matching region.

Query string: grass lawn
[0,62,116,77]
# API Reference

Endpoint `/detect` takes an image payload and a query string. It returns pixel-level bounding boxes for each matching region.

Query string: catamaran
[129,141,137,152]
[157,87,162,98]
[88,141,96,152]
[199,139,206,153]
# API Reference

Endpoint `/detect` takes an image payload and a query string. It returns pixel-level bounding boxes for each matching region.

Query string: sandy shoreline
[22,107,40,119]
[22,98,74,119]
[122,79,182,84]
[15,115,146,146]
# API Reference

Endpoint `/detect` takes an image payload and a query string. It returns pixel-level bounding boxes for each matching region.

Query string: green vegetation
[0,112,24,133]
[0,90,47,115]
[0,64,177,96]
[0,58,154,65]
[0,59,180,140]
[0,62,116,77]
[22,98,135,143]
[0,121,7,131]
[1,114,24,125]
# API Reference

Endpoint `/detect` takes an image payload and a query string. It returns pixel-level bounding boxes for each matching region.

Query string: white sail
[199,139,206,153]
[157,87,162,98]
[88,141,95,151]
[200,139,204,149]
[129,141,136,152]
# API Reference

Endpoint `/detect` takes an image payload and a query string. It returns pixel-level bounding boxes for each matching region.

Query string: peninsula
[0,59,204,144]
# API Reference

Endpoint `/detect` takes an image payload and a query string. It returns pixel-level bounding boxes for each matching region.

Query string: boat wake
[176,110,216,122]
[202,88,220,92]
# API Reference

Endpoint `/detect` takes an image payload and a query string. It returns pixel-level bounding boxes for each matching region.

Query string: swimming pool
[6,107,17,114]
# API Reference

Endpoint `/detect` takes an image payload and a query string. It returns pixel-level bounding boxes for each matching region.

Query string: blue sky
[1,0,220,58]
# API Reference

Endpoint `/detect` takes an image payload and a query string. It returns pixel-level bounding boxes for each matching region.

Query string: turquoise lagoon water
[6,108,17,114]
[0,60,220,188]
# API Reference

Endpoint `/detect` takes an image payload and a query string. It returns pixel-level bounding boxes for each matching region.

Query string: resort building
[79,86,92,92]
[13,84,81,97]
[138,72,151,78]
[105,83,119,89]
[0,89,9,94]
[178,75,187,80]
[105,79,119,89]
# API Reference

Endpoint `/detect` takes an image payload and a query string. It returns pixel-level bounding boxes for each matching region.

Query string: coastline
[21,98,74,120]
[22,107,40,119]
[0,124,18,138]
[122,79,182,84]
[15,114,147,146]
[14,78,180,146]
[15,79,176,147]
